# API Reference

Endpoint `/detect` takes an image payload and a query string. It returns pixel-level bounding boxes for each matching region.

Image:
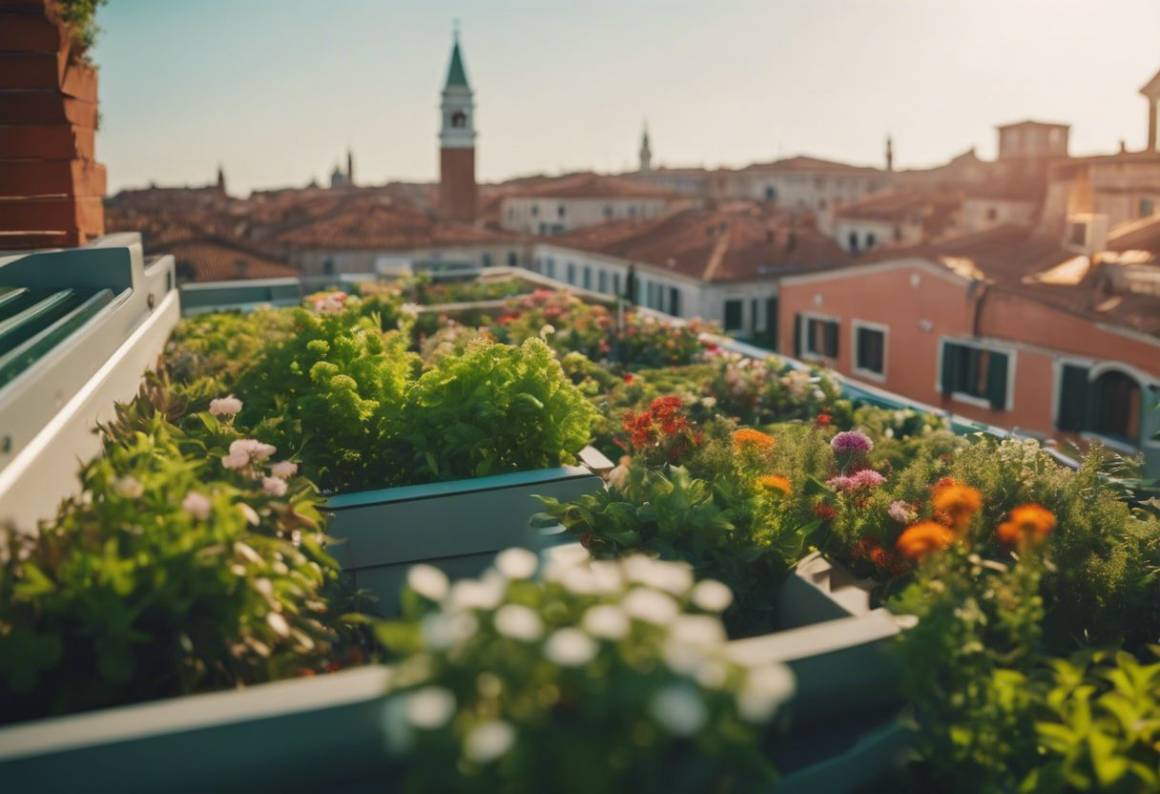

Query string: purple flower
[831,430,873,456]
[826,475,855,492]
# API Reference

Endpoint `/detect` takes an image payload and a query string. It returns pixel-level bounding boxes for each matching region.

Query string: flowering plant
[0,413,340,725]
[704,352,845,426]
[374,548,792,792]
[618,395,700,466]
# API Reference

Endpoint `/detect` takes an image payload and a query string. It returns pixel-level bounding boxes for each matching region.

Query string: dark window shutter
[986,351,1009,410]
[1056,364,1090,431]
[940,343,960,395]
[793,314,802,357]
[828,322,839,358]
[807,319,816,353]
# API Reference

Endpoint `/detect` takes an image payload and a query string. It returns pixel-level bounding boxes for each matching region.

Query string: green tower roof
[444,38,470,89]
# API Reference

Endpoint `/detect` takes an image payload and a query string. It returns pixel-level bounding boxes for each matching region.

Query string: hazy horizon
[95,0,1160,195]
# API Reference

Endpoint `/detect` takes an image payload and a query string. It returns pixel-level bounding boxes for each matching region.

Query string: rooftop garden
[1,279,1157,791]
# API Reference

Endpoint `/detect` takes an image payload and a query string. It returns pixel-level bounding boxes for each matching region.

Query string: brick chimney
[0,0,106,249]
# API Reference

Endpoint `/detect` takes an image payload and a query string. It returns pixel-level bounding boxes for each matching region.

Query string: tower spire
[346,147,354,185]
[885,135,894,172]
[639,120,652,173]
[439,24,477,221]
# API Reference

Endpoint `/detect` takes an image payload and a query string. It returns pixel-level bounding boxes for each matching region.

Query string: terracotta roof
[503,173,679,200]
[161,238,297,282]
[276,196,521,249]
[992,280,1160,338]
[548,206,853,283]
[835,190,961,224]
[996,120,1071,131]
[742,155,882,174]
[862,224,1067,283]
[1108,215,1160,252]
[1140,67,1160,98]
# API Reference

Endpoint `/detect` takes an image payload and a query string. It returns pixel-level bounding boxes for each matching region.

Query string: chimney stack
[0,0,106,249]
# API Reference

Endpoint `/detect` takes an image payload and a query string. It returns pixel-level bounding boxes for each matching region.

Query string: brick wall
[0,0,106,249]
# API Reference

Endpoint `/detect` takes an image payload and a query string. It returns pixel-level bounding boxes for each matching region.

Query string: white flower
[400,302,420,318]
[404,686,457,730]
[182,490,212,520]
[544,628,598,667]
[262,476,288,497]
[695,659,729,689]
[737,664,795,723]
[407,564,449,602]
[270,460,298,479]
[421,611,478,650]
[221,451,249,470]
[662,637,707,676]
[649,685,707,736]
[448,577,505,611]
[621,587,679,625]
[690,579,733,613]
[669,615,726,648]
[237,503,261,526]
[495,547,538,580]
[266,611,290,638]
[700,396,718,408]
[582,604,630,640]
[606,462,630,492]
[623,556,693,596]
[113,476,144,499]
[494,604,544,642]
[209,395,243,417]
[465,720,515,763]
[555,562,622,596]
[812,389,825,401]
[539,323,555,338]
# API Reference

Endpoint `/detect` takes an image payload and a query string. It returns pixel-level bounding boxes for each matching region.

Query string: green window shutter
[807,319,816,352]
[940,343,960,395]
[1056,364,1090,431]
[986,351,1009,410]
[793,313,802,357]
[828,322,839,358]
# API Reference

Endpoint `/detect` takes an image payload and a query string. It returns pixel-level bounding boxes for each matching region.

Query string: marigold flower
[758,475,791,495]
[732,428,775,450]
[896,521,955,560]
[931,479,982,532]
[996,504,1056,547]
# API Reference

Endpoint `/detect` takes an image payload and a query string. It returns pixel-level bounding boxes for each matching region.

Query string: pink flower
[226,439,278,467]
[825,475,855,492]
[851,469,886,489]
[262,476,288,497]
[270,460,298,479]
[209,395,243,417]
[831,430,873,455]
[221,451,249,470]
[182,491,212,520]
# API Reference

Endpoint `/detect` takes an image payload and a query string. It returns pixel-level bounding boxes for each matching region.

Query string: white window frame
[798,312,840,364]
[936,336,1017,412]
[851,319,888,382]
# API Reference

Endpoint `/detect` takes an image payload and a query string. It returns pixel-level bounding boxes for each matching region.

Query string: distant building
[499,173,686,236]
[639,123,652,173]
[330,149,355,189]
[439,30,477,221]
[1144,67,1160,152]
[723,156,892,213]
[826,191,959,254]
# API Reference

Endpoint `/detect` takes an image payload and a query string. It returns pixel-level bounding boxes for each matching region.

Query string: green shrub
[403,337,597,481]
[0,417,338,724]
[375,549,789,793]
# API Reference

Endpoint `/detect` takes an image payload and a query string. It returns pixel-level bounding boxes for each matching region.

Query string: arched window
[1091,370,1142,442]
[451,110,467,128]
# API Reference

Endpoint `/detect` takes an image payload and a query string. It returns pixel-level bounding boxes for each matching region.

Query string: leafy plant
[375,549,791,793]
[403,337,597,481]
[0,415,339,724]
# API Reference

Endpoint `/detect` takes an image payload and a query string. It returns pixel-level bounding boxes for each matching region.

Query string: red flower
[815,412,832,427]
[814,503,837,520]
[623,373,635,384]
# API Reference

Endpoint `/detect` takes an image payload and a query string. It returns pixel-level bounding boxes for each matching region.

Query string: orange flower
[757,475,791,495]
[732,428,775,450]
[896,521,955,560]
[931,479,982,532]
[996,504,1056,547]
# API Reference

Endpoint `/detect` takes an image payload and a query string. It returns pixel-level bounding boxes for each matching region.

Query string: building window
[629,206,637,218]
[765,185,776,201]
[566,263,576,284]
[612,272,621,296]
[531,204,540,217]
[723,299,743,331]
[1057,364,1143,443]
[865,232,877,249]
[507,251,518,267]
[482,252,493,267]
[546,258,556,278]
[323,258,336,276]
[986,207,999,221]
[582,266,592,289]
[557,204,566,219]
[940,341,1010,410]
[669,287,681,317]
[804,316,839,359]
[848,232,859,253]
[603,205,613,218]
[598,270,608,293]
[1141,198,1155,217]
[853,323,886,378]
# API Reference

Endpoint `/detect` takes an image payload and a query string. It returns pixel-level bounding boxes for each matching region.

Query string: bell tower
[439,26,477,221]
[639,122,652,173]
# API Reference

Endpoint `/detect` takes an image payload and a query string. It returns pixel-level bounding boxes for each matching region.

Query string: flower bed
[1,280,1157,791]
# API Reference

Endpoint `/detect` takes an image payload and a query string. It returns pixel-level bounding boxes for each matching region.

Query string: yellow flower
[757,475,791,495]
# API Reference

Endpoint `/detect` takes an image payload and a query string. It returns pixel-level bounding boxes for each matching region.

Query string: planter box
[325,450,609,614]
[0,667,397,794]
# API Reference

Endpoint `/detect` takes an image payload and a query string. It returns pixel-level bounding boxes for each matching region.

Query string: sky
[94,0,1160,196]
